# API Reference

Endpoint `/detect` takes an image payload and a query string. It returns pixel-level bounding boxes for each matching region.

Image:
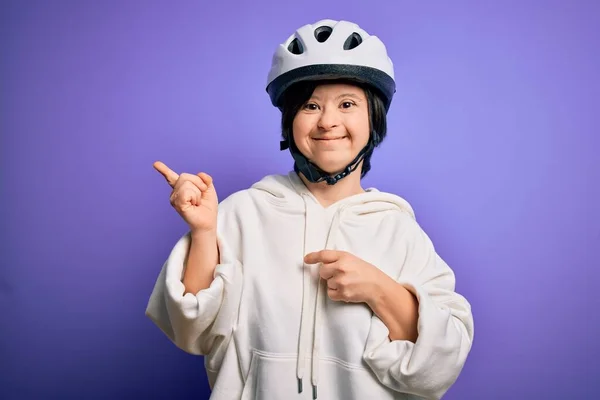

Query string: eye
[340,101,355,109]
[303,102,320,111]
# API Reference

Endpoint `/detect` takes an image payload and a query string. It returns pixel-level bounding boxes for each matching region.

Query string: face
[292,83,370,175]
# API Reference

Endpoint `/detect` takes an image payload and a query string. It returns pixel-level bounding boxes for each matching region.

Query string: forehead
[311,82,365,98]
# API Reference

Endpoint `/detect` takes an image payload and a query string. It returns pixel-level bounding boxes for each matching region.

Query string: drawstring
[298,201,346,399]
[287,172,415,399]
[311,206,344,398]
[311,273,323,399]
[297,193,312,394]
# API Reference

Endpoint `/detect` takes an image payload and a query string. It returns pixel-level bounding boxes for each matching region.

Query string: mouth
[312,136,347,141]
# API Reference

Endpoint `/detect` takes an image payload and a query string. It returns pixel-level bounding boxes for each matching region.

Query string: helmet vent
[343,32,363,50]
[287,38,304,55]
[314,26,333,43]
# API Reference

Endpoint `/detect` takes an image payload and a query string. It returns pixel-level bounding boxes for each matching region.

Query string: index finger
[153,161,179,187]
[304,250,341,265]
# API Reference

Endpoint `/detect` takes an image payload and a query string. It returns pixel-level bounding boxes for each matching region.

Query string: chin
[311,158,352,175]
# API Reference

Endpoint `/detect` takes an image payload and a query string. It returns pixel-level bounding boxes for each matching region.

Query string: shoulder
[362,188,429,240]
[217,173,295,214]
[364,187,418,221]
[217,188,254,216]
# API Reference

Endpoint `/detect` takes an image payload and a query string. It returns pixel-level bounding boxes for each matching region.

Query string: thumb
[197,172,218,203]
[197,172,213,188]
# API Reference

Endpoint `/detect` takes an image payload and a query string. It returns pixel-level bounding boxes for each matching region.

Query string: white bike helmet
[266,19,396,110]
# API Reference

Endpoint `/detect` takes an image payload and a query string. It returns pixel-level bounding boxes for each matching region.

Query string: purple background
[1,1,598,399]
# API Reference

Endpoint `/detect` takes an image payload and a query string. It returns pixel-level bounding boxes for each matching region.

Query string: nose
[317,106,340,131]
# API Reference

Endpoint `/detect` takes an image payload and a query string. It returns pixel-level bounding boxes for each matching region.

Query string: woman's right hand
[153,161,218,233]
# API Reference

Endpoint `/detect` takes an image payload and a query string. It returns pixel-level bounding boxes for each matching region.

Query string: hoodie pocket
[318,358,402,399]
[241,350,300,400]
[240,350,402,400]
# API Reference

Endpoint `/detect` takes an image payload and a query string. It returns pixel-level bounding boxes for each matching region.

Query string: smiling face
[291,83,371,175]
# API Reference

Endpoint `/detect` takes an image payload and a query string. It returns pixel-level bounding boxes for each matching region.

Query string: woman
[146,19,474,400]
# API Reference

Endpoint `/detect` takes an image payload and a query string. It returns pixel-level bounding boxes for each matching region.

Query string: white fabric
[146,171,474,400]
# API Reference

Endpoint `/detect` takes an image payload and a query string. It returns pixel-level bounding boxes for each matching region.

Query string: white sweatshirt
[146,171,474,400]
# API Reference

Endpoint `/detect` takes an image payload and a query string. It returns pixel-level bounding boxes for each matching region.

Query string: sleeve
[363,218,475,400]
[145,199,243,366]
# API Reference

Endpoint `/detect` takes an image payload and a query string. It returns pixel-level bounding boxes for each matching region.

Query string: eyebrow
[310,93,364,101]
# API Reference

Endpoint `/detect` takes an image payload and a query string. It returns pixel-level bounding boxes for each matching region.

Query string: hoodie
[145,171,474,400]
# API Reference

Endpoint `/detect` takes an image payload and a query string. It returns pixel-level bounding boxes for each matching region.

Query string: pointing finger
[304,250,341,265]
[153,161,179,187]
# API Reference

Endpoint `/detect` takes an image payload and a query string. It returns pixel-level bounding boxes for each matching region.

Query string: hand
[304,250,388,304]
[153,161,218,233]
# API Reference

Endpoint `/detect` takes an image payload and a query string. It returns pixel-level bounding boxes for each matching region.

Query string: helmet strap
[280,132,377,185]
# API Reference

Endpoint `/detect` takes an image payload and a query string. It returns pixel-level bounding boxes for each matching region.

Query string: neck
[298,167,365,207]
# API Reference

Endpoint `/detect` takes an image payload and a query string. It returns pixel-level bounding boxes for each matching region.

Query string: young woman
[146,19,474,400]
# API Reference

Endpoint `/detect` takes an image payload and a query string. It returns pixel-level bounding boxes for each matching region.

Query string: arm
[145,231,242,357]
[146,195,244,361]
[367,277,419,343]
[363,220,474,400]
[182,229,219,295]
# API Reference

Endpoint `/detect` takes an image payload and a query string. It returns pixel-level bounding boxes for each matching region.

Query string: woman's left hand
[304,250,389,304]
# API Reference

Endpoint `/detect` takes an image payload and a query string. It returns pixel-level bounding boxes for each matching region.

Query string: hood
[251,171,416,219]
